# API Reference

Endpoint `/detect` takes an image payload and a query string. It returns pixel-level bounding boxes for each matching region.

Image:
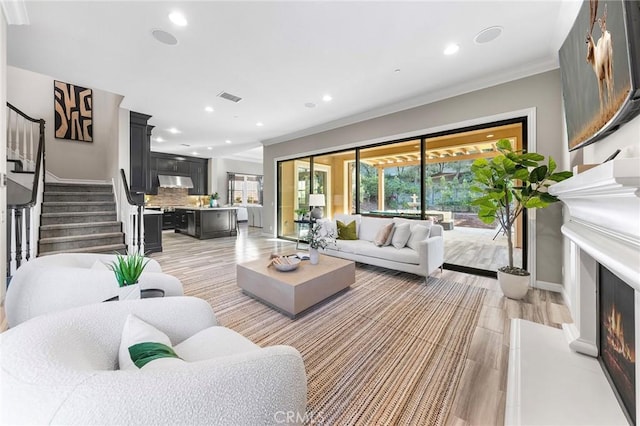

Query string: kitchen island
[174,207,238,239]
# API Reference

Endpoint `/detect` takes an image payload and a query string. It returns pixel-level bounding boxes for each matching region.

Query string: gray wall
[210,157,264,205]
[7,66,123,181]
[264,70,566,285]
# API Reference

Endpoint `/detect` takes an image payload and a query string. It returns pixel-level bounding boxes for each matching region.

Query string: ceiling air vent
[217,91,242,103]
[181,143,190,147]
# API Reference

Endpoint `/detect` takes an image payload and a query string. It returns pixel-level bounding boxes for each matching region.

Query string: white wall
[264,70,567,285]
[1,10,7,300]
[7,66,123,181]
[561,113,640,309]
[210,157,263,205]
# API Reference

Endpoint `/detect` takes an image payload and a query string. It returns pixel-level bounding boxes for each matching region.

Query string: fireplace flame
[605,306,636,363]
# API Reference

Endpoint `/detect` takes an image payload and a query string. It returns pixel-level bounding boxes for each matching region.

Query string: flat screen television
[559,0,640,151]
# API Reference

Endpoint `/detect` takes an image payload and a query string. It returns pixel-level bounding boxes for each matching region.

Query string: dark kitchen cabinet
[174,208,237,239]
[143,213,162,254]
[162,211,175,230]
[130,112,153,204]
[156,157,189,175]
[188,160,207,195]
[175,209,188,232]
[149,152,208,195]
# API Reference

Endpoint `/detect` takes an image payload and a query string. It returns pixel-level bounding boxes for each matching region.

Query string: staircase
[38,182,126,256]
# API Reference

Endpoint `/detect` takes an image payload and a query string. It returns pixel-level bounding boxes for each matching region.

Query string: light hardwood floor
[151,224,572,425]
[0,224,573,425]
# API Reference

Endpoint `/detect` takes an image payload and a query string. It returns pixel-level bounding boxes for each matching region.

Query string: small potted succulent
[108,251,150,300]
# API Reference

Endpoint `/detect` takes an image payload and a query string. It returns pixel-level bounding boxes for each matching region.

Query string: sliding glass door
[276,119,527,276]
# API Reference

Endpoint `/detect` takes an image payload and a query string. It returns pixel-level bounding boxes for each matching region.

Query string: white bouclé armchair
[0,296,308,425]
[5,253,184,327]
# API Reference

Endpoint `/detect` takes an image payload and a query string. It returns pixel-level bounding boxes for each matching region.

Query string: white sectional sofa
[318,214,444,277]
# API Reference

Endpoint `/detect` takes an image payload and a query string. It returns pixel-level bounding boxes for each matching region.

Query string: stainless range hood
[158,175,194,189]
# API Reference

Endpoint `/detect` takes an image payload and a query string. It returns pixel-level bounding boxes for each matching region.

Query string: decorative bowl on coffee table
[273,257,301,272]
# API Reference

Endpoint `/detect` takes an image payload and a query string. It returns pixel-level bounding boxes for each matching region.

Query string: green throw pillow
[337,220,357,240]
[129,342,183,369]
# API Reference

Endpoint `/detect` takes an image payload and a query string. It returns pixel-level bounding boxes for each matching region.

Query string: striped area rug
[192,264,486,425]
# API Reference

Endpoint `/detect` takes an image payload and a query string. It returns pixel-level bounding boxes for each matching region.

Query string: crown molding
[1,0,29,25]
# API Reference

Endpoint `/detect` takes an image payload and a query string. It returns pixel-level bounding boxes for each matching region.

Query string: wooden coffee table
[237,254,355,318]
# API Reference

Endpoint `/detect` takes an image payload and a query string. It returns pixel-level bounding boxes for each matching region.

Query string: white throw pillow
[391,223,411,249]
[119,314,185,370]
[406,224,431,251]
[175,326,260,361]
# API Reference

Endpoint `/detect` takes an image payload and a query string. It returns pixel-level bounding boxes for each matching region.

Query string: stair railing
[6,103,45,276]
[118,169,144,254]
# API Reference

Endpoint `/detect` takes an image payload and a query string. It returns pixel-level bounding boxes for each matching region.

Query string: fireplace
[547,158,640,424]
[599,264,636,424]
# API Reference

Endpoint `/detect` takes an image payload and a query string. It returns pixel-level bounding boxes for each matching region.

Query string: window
[276,118,527,276]
[227,173,263,205]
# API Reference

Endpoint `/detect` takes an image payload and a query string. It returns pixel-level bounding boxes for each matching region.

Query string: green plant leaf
[548,171,573,181]
[521,153,544,161]
[478,208,498,223]
[539,192,558,203]
[513,169,529,181]
[548,156,557,174]
[529,165,548,183]
[523,197,549,209]
[496,139,512,151]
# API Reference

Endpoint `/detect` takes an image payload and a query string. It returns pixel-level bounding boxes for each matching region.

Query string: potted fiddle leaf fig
[470,139,572,299]
[108,251,150,300]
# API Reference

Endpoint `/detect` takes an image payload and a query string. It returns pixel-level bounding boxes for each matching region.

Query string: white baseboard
[534,280,564,293]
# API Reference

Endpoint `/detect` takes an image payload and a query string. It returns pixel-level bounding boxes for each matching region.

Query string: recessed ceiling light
[168,127,181,134]
[322,94,333,102]
[155,137,164,142]
[225,140,232,144]
[256,122,264,127]
[444,43,459,56]
[394,69,401,73]
[305,102,316,108]
[474,26,503,44]
[169,11,188,27]
[486,134,494,138]
[192,151,198,155]
[151,29,178,46]
[207,146,213,150]
[204,106,214,113]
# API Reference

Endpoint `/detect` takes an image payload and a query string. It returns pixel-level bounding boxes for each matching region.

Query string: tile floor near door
[149,224,573,425]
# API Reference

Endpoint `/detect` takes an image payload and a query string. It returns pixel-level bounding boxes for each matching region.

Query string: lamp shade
[308,194,325,207]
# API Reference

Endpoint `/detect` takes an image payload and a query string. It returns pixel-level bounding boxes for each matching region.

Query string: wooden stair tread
[39,232,124,244]
[38,243,126,257]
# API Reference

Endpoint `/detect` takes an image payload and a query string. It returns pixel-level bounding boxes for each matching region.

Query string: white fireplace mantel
[549,158,640,291]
